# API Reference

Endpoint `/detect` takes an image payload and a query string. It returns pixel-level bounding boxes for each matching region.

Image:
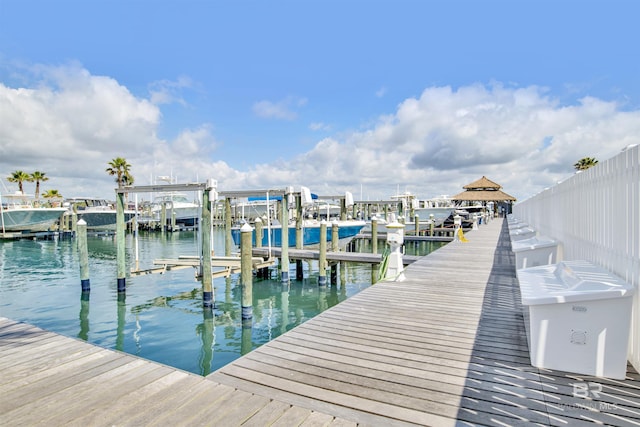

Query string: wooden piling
[201,186,213,307]
[240,223,253,319]
[429,214,435,236]
[160,203,167,233]
[295,194,304,280]
[331,221,339,252]
[224,198,232,256]
[414,214,420,236]
[280,192,289,283]
[77,219,90,292]
[318,220,327,286]
[371,218,378,254]
[116,191,126,292]
[255,217,263,248]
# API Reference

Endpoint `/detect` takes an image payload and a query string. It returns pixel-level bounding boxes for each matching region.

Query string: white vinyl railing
[513,144,640,374]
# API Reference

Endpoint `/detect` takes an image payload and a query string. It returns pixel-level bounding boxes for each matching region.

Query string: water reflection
[1,231,444,376]
[197,309,215,376]
[78,291,90,341]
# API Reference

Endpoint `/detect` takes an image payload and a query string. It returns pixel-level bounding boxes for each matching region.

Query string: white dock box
[512,236,558,269]
[510,227,536,241]
[508,220,529,231]
[517,260,634,379]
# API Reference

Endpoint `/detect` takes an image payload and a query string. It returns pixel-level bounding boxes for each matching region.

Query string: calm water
[0,229,445,375]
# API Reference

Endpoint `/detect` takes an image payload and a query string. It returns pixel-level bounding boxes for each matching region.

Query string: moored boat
[1,192,67,233]
[150,193,201,226]
[65,197,136,231]
[231,218,366,248]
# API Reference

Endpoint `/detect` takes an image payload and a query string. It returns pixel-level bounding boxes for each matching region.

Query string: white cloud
[243,84,640,201]
[148,75,193,106]
[252,96,307,120]
[2,65,639,203]
[309,122,331,131]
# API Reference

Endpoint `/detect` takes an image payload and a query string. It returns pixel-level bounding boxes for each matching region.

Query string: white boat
[232,218,367,249]
[65,197,136,231]
[1,192,67,233]
[150,193,201,226]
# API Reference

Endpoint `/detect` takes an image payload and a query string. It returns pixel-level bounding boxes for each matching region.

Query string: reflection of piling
[78,291,90,341]
[77,219,90,292]
[200,308,214,375]
[116,293,126,351]
[240,223,253,319]
[241,319,252,355]
[318,220,327,286]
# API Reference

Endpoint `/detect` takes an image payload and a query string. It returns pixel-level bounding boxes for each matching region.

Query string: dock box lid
[511,227,536,236]
[517,260,634,306]
[511,236,558,253]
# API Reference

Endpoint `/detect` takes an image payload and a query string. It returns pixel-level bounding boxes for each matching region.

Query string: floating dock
[2,218,639,425]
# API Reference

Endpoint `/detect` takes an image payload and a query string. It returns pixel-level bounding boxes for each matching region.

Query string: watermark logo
[568,382,618,411]
[572,382,602,399]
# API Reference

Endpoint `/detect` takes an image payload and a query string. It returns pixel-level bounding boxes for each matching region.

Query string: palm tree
[574,157,599,171]
[43,189,62,199]
[7,170,33,194]
[43,189,63,207]
[106,157,133,189]
[31,171,48,200]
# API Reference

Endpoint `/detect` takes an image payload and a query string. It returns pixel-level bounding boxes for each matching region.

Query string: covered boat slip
[1,219,638,426]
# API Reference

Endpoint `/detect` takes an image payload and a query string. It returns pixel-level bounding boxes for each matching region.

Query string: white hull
[1,208,67,232]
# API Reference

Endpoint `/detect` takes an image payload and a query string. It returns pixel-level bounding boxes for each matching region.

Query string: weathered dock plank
[0,318,357,426]
[210,218,640,426]
[2,218,639,426]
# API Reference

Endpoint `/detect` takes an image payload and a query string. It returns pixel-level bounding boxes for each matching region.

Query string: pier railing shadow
[455,219,640,426]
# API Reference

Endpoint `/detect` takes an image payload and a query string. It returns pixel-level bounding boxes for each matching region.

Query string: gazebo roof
[463,176,502,190]
[452,176,516,202]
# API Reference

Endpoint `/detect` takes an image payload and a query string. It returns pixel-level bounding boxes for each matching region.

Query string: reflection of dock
[130,255,275,278]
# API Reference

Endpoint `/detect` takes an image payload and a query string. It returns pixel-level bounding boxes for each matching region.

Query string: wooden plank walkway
[2,218,639,426]
[211,218,640,426]
[0,318,356,426]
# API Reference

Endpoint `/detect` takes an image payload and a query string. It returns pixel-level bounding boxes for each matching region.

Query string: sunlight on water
[0,230,445,375]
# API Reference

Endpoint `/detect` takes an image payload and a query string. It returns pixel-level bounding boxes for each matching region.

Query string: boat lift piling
[330,220,339,285]
[201,183,214,308]
[318,220,328,286]
[77,219,90,292]
[240,223,253,319]
[295,193,304,281]
[280,189,290,283]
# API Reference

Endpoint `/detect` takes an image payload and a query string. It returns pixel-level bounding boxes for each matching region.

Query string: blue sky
[1,0,639,202]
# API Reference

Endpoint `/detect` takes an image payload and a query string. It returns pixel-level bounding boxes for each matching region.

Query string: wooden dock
[2,218,639,426]
[251,247,422,265]
[212,218,640,426]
